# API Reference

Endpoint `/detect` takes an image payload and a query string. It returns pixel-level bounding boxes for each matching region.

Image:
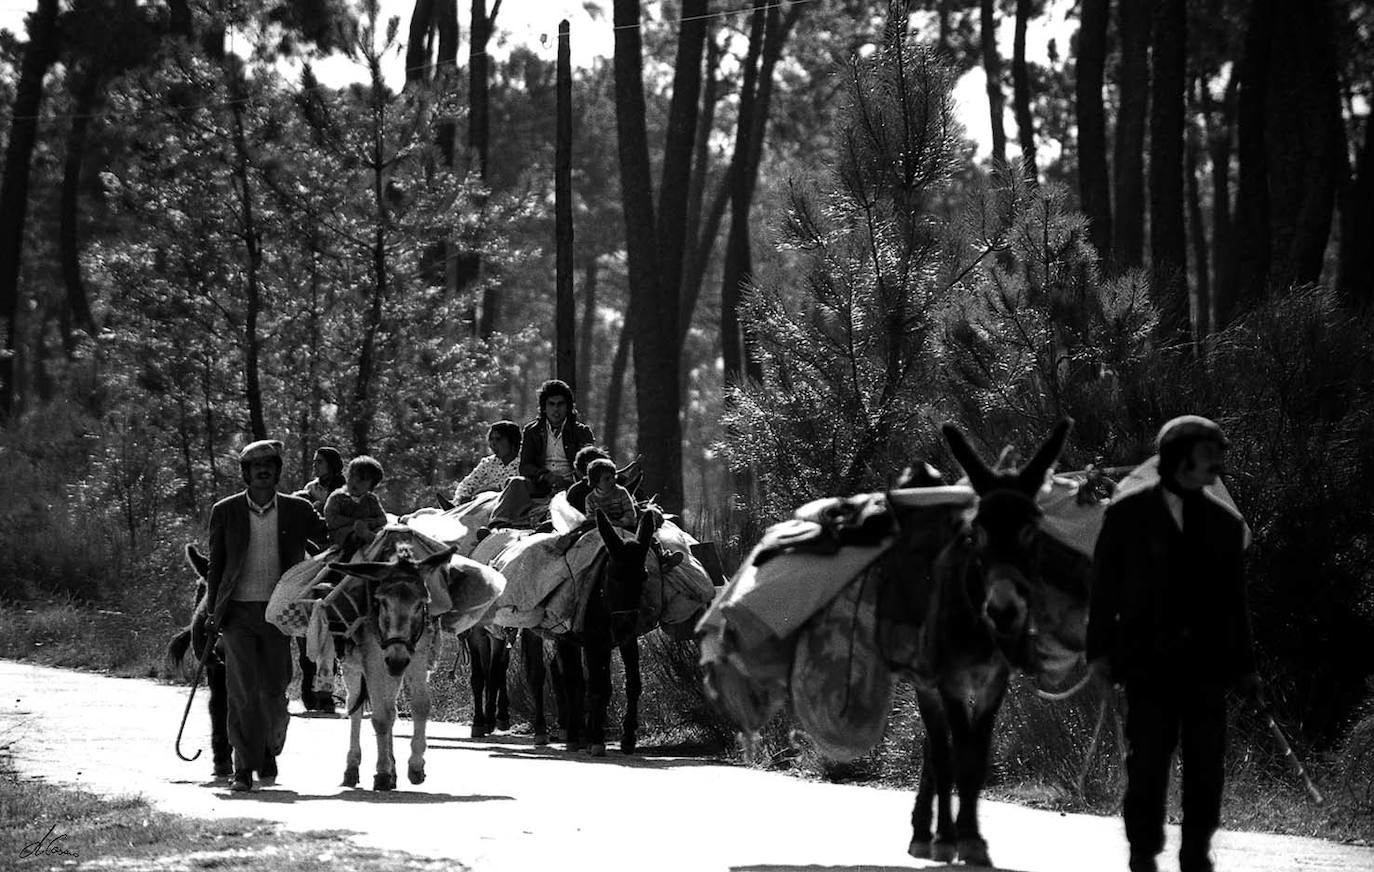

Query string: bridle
[371,578,430,654]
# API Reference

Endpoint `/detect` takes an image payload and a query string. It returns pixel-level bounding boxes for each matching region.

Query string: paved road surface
[2,660,1370,872]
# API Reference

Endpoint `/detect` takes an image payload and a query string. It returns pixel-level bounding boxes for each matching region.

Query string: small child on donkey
[558,458,683,568]
[324,455,389,558]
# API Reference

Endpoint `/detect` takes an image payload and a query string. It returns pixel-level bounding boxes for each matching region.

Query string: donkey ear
[1017,417,1074,493]
[943,424,996,494]
[185,544,210,581]
[595,510,622,553]
[635,510,656,548]
[418,546,455,568]
[327,561,397,582]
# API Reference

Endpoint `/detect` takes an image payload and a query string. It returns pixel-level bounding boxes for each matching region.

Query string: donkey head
[942,419,1073,646]
[329,548,453,676]
[595,508,656,639]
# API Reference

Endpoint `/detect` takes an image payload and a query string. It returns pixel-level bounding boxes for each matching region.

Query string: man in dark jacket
[483,379,595,529]
[1087,416,1261,872]
[205,439,327,792]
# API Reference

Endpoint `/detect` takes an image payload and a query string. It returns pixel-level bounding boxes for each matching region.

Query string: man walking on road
[1087,415,1263,872]
[205,439,326,792]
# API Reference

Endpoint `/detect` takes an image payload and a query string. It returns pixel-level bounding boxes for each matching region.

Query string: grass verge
[0,749,465,871]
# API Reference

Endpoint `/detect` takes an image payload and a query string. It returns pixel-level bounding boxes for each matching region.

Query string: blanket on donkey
[698,477,1124,760]
[479,511,716,639]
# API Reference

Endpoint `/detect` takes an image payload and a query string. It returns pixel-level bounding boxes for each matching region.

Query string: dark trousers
[1123,679,1227,864]
[221,600,292,776]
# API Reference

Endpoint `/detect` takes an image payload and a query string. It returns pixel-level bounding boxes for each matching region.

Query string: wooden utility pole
[555,19,576,390]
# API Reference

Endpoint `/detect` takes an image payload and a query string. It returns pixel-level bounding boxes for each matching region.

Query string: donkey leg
[466,632,489,738]
[493,637,512,732]
[583,645,612,757]
[406,645,431,784]
[619,640,641,755]
[549,643,569,742]
[912,692,957,862]
[556,640,585,751]
[523,631,549,745]
[208,657,233,778]
[342,659,363,787]
[297,636,319,710]
[371,685,398,791]
[947,687,1004,867]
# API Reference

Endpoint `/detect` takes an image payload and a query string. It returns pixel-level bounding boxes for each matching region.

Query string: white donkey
[329,549,452,791]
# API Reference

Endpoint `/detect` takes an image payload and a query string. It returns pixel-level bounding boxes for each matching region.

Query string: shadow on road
[217,788,515,805]
[408,732,725,770]
[732,865,1032,872]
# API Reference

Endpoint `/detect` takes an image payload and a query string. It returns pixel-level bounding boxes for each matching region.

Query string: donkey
[165,545,232,779]
[543,509,656,757]
[904,419,1074,867]
[465,626,568,744]
[331,548,454,791]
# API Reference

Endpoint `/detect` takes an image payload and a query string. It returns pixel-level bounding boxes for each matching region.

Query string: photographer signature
[19,824,78,859]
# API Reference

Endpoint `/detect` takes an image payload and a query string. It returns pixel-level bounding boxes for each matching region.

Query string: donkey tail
[165,627,193,676]
[347,674,370,718]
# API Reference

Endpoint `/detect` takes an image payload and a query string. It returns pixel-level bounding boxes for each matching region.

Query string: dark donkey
[165,545,231,779]
[464,626,567,744]
[542,508,656,756]
[905,419,1074,867]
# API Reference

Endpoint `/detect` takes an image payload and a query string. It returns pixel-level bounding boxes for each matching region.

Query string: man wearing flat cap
[205,439,327,792]
[1087,416,1261,872]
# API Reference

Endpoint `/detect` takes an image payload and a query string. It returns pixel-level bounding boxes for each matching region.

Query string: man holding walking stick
[204,439,326,792]
[1087,416,1263,872]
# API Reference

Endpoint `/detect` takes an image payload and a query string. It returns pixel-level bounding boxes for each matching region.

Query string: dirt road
[2,660,1370,872]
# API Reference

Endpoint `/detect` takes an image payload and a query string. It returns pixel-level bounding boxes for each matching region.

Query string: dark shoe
[1128,854,1158,872]
[1180,851,1214,872]
[230,772,253,792]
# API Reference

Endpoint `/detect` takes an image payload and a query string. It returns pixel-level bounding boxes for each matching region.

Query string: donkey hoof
[588,743,607,757]
[408,765,425,785]
[496,717,511,732]
[342,766,359,788]
[373,772,397,791]
[932,838,957,863]
[470,723,488,738]
[619,738,636,755]
[956,836,991,866]
[533,733,549,746]
[908,839,932,860]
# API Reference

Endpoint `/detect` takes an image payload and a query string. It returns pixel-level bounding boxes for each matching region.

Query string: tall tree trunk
[1227,0,1272,320]
[721,4,767,390]
[678,29,721,349]
[354,116,390,456]
[681,172,731,350]
[937,0,952,56]
[1149,0,1189,342]
[474,0,506,339]
[603,302,632,459]
[1265,0,1344,292]
[229,78,268,440]
[1075,0,1112,258]
[1186,105,1210,340]
[577,255,598,412]
[60,71,100,352]
[1011,0,1036,178]
[1112,0,1151,271]
[1338,116,1374,308]
[406,0,438,87]
[1202,72,1238,325]
[979,0,1008,167]
[555,19,576,389]
[0,0,60,419]
[613,0,682,512]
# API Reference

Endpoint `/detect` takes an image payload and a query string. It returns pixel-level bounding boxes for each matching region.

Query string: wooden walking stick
[174,622,220,762]
[1261,706,1325,806]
